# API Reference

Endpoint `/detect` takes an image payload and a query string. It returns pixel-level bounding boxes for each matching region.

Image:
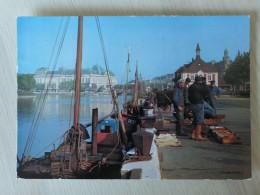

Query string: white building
[34,65,117,91]
[175,43,219,86]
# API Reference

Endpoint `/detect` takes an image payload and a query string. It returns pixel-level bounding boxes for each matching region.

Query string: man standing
[209,80,220,114]
[188,76,208,141]
[184,78,191,119]
[173,79,187,136]
[201,77,213,108]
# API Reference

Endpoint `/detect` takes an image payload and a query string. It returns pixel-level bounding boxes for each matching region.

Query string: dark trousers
[184,103,191,119]
[175,107,184,135]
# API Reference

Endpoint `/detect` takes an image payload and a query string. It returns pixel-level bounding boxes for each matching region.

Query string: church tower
[196,43,201,59]
[223,48,230,69]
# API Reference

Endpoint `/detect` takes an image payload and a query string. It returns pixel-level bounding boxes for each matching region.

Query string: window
[191,75,194,80]
[100,125,112,133]
[208,75,211,81]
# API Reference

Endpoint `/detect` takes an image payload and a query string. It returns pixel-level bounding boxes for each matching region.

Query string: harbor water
[17,93,130,159]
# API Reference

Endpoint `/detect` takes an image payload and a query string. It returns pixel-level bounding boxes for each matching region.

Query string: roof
[181,58,218,73]
[35,64,115,76]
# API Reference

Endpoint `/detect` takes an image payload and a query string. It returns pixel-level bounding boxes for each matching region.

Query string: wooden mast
[133,61,138,107]
[73,16,83,130]
[125,47,130,104]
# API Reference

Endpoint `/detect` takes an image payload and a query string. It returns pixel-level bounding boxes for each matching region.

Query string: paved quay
[157,96,251,179]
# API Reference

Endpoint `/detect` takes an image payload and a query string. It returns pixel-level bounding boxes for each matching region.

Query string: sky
[17,16,250,84]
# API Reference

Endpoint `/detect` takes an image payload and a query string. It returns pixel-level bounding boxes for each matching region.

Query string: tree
[91,83,97,90]
[97,85,105,92]
[114,84,123,89]
[17,74,36,90]
[81,84,87,92]
[35,83,45,91]
[59,80,75,91]
[224,51,250,90]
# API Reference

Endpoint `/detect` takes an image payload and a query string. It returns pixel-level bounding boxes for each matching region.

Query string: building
[210,48,231,89]
[175,43,219,86]
[34,64,117,91]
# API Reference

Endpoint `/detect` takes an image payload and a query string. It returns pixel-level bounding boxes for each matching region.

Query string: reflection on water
[17,94,129,159]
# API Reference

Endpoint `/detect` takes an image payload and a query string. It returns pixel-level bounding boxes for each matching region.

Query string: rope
[23,17,71,160]
[22,17,65,159]
[95,16,116,111]
[31,132,67,159]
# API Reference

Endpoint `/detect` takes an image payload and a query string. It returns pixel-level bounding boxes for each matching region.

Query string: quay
[158,96,250,179]
[123,96,250,179]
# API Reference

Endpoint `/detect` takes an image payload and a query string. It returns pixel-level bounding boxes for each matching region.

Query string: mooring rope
[22,17,65,160]
[95,16,116,111]
[23,17,71,160]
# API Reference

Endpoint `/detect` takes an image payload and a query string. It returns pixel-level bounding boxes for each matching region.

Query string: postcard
[17,16,250,179]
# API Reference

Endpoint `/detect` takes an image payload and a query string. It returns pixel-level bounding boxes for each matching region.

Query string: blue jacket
[173,86,184,107]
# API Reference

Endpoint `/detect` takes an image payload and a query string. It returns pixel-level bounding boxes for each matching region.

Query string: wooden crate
[221,136,243,144]
[163,119,171,124]
[184,119,192,124]
[213,114,226,122]
[205,115,226,125]
[211,128,229,133]
[215,131,242,144]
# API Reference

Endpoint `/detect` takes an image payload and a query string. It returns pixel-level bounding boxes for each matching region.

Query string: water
[17,93,130,159]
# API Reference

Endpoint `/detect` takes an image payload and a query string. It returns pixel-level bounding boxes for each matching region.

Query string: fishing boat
[17,16,132,179]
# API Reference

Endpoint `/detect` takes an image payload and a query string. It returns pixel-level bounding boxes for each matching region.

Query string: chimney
[211,60,215,66]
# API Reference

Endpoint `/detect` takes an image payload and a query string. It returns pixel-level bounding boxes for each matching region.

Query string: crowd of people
[173,76,220,140]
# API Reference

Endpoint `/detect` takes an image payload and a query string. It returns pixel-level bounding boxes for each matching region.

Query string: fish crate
[208,126,227,136]
[184,119,192,124]
[217,133,243,144]
[139,116,156,128]
[154,119,164,129]
[214,131,242,144]
[213,114,226,122]
[205,115,226,125]
[204,118,219,125]
[163,119,172,124]
[156,128,171,135]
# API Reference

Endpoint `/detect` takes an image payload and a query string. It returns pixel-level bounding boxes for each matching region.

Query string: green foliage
[97,85,105,92]
[113,84,123,89]
[17,74,36,90]
[35,83,45,91]
[59,80,75,90]
[81,84,87,92]
[224,51,250,87]
[91,83,97,89]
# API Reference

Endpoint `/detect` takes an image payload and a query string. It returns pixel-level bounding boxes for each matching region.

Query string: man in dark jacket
[173,79,187,136]
[188,76,208,141]
[184,78,191,119]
